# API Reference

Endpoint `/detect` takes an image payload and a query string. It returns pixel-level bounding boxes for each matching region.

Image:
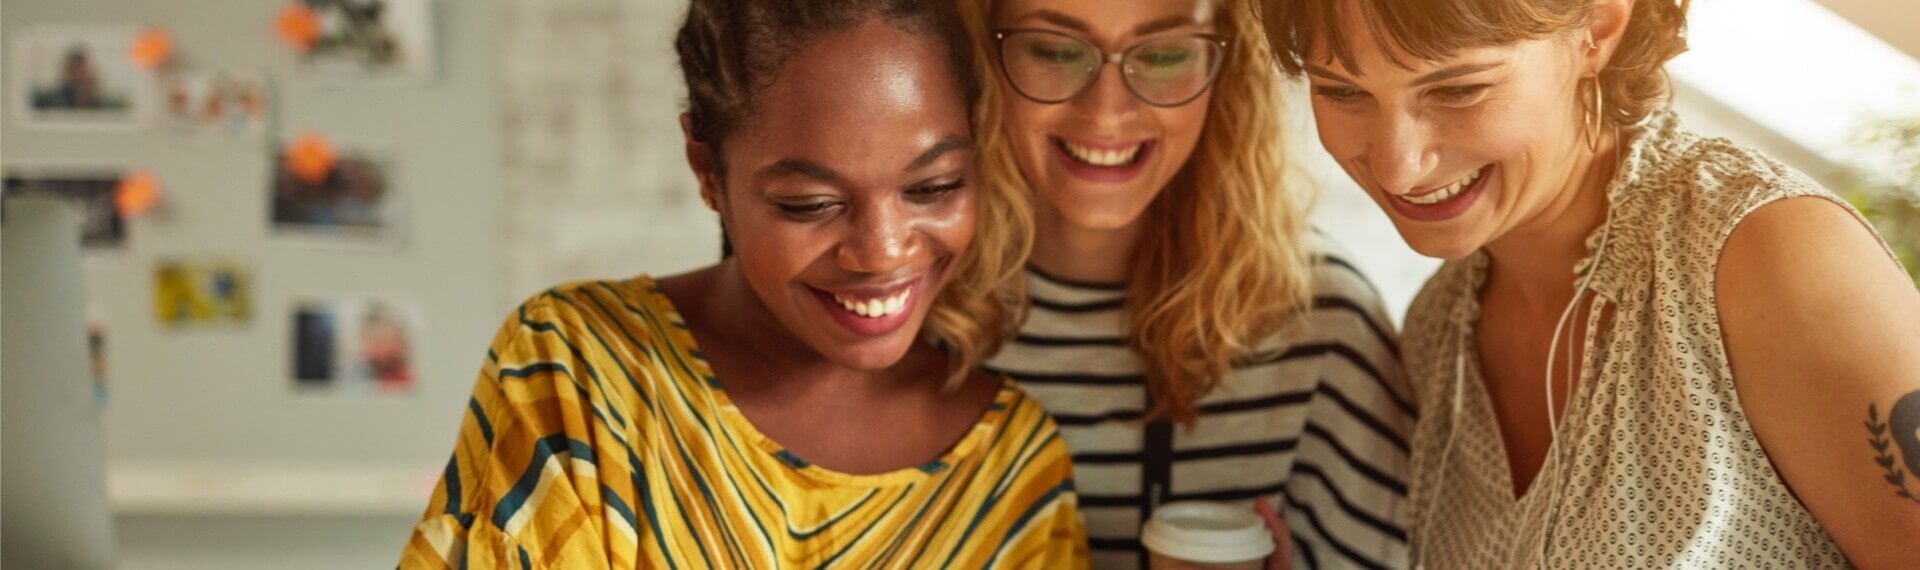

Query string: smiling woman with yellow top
[1257,0,1920,567]
[399,0,1087,567]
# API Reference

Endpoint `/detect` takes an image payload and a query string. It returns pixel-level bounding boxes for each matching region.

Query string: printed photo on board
[9,26,152,130]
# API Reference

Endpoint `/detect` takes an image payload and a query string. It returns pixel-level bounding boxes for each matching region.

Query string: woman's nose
[836,201,922,275]
[1070,60,1143,129]
[1366,113,1438,195]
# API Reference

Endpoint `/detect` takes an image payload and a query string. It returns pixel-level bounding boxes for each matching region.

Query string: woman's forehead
[1286,0,1562,77]
[994,0,1218,35]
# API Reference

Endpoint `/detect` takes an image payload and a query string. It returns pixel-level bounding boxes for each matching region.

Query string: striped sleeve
[400,295,628,569]
[1280,252,1414,570]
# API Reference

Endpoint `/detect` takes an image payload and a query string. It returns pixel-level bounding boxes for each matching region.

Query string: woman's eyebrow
[1019,9,1202,37]
[752,134,968,185]
[905,135,969,173]
[757,158,843,186]
[1305,62,1353,81]
[1411,62,1502,86]
[1305,61,1503,84]
[1132,14,1204,36]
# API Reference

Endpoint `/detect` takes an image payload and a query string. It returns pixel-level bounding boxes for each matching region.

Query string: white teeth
[1061,140,1143,167]
[1399,167,1483,206]
[832,289,912,319]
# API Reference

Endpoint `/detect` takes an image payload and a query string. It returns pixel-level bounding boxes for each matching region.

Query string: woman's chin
[800,317,926,372]
[1395,224,1486,261]
[1048,202,1153,233]
[821,340,919,372]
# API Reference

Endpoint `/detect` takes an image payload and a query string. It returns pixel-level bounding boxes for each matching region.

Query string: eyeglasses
[993,29,1229,108]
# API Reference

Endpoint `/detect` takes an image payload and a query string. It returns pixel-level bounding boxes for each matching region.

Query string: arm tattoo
[1867,390,1920,505]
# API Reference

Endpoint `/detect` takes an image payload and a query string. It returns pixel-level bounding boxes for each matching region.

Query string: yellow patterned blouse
[400,277,1088,569]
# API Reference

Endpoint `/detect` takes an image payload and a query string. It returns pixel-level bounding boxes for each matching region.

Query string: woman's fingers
[1254,496,1292,570]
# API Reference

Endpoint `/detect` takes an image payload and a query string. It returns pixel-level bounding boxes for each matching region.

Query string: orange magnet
[117,171,162,217]
[276,3,320,51]
[131,27,173,69]
[284,132,338,185]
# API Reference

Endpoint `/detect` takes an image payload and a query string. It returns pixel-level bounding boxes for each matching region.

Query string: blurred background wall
[3,1,504,567]
[0,0,1913,568]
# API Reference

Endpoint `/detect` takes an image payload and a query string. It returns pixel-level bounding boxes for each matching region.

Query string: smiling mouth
[808,277,925,338]
[1395,164,1489,206]
[1056,137,1149,167]
[828,288,911,319]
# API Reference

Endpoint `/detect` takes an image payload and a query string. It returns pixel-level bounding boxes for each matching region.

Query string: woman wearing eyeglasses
[954,0,1412,568]
[1255,0,1920,567]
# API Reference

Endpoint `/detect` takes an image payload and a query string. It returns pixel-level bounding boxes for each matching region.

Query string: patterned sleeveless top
[401,276,1088,569]
[1402,109,1888,568]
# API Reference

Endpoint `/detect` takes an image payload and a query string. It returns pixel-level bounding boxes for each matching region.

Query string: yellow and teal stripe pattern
[400,276,1088,568]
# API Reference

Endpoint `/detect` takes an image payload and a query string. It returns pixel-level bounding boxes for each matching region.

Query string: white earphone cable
[1532,128,1622,567]
[1418,121,1629,570]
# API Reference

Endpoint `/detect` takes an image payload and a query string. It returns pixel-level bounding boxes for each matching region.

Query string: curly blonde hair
[1256,0,1691,128]
[957,0,1317,424]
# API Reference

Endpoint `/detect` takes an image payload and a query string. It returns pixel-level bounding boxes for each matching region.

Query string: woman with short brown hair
[1258,0,1920,567]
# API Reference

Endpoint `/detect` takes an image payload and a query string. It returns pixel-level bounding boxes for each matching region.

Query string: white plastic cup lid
[1139,501,1276,563]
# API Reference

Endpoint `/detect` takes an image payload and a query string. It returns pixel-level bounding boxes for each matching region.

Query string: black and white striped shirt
[986,239,1413,569]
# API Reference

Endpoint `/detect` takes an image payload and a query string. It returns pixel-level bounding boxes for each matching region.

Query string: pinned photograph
[292,301,340,387]
[88,310,109,405]
[291,297,421,395]
[161,69,271,138]
[9,26,153,130]
[152,259,251,327]
[355,300,420,394]
[292,0,437,83]
[269,135,400,244]
[2,166,128,251]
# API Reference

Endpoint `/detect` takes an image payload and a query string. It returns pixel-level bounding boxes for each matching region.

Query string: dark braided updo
[674,0,980,173]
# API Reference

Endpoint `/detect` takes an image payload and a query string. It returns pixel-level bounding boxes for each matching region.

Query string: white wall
[0,0,501,567]
[497,0,715,307]
[1815,0,1920,61]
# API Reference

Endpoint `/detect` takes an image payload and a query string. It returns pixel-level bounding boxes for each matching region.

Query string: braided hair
[674,0,979,173]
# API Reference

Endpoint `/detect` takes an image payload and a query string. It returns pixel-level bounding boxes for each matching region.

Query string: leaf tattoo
[1866,395,1920,505]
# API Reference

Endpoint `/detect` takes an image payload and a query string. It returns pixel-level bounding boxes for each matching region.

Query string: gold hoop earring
[1582,77,1606,152]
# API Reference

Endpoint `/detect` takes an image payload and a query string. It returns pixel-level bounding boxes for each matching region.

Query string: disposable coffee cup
[1140,501,1276,570]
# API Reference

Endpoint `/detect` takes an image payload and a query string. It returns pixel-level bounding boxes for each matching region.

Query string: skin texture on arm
[1718,196,1920,570]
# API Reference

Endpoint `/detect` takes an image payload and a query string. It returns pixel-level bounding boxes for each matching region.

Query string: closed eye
[775,197,842,220]
[1025,44,1089,65]
[1134,49,1191,68]
[905,179,966,203]
[1311,85,1366,104]
[1430,84,1490,105]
